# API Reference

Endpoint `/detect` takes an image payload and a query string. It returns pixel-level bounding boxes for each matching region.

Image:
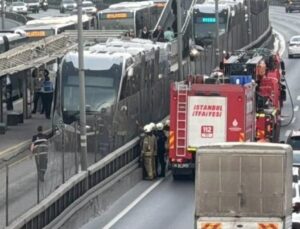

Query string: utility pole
[215,0,220,65]
[77,0,88,171]
[177,0,183,81]
[247,0,252,43]
[1,0,5,30]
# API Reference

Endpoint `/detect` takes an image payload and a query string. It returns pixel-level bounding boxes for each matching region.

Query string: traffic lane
[111,177,194,229]
[270,6,300,141]
[82,175,194,229]
[28,8,60,19]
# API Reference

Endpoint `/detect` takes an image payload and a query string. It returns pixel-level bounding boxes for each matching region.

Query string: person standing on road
[41,70,54,119]
[31,68,44,114]
[30,126,49,182]
[141,124,157,180]
[164,120,170,170]
[155,123,167,177]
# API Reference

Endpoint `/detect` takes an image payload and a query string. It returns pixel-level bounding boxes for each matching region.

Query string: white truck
[195,142,293,229]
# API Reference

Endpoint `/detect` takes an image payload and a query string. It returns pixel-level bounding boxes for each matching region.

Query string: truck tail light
[201,223,222,229]
[258,223,278,229]
[239,132,245,142]
[169,131,175,149]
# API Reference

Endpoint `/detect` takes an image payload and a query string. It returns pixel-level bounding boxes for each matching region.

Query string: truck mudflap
[171,162,195,169]
[196,218,283,229]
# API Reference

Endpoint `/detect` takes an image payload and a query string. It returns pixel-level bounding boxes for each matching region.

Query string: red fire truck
[169,49,286,178]
[169,76,256,178]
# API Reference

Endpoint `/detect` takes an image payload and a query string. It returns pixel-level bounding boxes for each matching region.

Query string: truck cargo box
[195,143,293,218]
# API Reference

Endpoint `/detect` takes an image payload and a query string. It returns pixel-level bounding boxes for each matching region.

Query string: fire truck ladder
[176,83,189,157]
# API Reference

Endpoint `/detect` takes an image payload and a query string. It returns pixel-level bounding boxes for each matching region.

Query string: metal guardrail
[7,136,141,229]
[241,25,273,51]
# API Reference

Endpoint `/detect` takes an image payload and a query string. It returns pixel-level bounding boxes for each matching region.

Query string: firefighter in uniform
[155,122,167,177]
[31,126,49,182]
[141,124,157,180]
[164,120,170,170]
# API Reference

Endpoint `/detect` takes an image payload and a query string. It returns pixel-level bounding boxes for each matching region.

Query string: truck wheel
[288,54,293,59]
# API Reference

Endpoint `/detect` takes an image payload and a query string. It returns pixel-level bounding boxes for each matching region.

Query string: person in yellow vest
[141,124,157,180]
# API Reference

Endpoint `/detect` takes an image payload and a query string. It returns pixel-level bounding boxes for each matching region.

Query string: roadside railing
[7,136,141,229]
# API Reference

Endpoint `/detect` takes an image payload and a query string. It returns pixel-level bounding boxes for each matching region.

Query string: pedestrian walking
[30,126,49,182]
[152,25,165,42]
[140,26,150,39]
[5,75,13,111]
[31,68,44,114]
[141,124,157,180]
[155,122,167,177]
[41,70,54,119]
[164,27,175,42]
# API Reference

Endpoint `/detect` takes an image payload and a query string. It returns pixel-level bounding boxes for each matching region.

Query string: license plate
[175,163,189,168]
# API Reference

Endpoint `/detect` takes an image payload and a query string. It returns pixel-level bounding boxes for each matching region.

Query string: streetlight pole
[247,0,252,43]
[77,0,88,171]
[215,0,220,65]
[177,0,183,81]
[1,0,5,30]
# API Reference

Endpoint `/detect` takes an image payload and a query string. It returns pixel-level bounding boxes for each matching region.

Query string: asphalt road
[81,6,300,229]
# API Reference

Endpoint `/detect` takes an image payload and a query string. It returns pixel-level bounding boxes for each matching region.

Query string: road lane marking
[285,130,291,137]
[292,117,296,124]
[103,173,170,229]
[297,96,300,101]
[294,106,299,112]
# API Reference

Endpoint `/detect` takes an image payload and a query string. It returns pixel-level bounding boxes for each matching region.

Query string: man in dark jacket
[31,126,49,182]
[152,25,165,42]
[41,70,54,119]
[155,122,167,177]
[140,26,150,39]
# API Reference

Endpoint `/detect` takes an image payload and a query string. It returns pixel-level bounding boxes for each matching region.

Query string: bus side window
[135,10,144,36]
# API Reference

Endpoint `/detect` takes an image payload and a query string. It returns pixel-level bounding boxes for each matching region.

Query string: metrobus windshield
[98,12,134,31]
[193,14,227,38]
[61,60,123,114]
